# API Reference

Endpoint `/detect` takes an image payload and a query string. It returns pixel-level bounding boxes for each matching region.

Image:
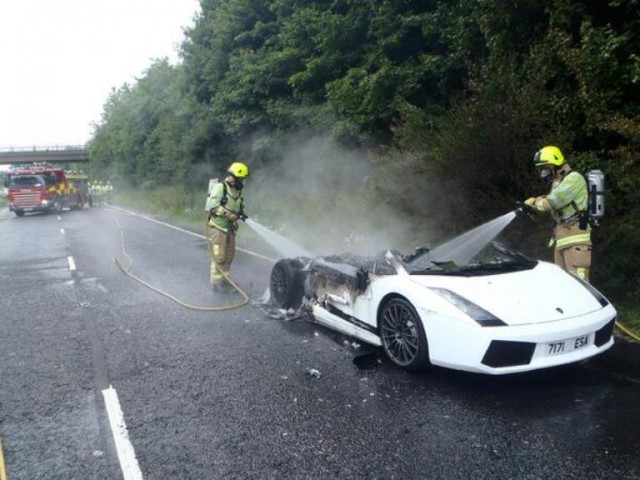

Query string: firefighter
[106,182,114,203]
[524,146,592,281]
[207,162,249,291]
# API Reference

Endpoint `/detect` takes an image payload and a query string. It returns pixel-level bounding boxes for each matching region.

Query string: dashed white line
[67,256,76,271]
[60,228,65,234]
[57,216,62,221]
[102,385,143,480]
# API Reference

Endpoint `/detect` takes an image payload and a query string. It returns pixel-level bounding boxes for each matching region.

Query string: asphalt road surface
[1,205,639,480]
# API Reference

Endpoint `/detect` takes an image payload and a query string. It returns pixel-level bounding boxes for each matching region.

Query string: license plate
[546,334,590,356]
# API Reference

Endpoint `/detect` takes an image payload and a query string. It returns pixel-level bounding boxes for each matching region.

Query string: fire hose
[616,320,640,343]
[110,209,250,311]
[517,204,639,343]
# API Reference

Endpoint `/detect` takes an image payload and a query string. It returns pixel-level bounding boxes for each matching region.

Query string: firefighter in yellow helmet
[207,162,249,291]
[523,146,592,281]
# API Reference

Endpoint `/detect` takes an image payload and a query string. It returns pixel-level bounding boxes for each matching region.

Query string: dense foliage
[89,0,640,304]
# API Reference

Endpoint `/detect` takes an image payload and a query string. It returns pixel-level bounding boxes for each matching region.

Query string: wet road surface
[0,206,638,479]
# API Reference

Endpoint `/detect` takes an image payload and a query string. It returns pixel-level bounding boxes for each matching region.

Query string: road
[0,206,639,480]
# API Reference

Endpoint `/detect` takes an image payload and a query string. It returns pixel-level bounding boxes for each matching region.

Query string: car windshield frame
[403,241,537,276]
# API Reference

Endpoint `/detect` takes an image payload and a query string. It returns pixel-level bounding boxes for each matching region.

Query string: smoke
[244,131,438,257]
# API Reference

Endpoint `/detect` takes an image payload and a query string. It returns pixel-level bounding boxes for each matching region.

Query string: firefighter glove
[238,209,248,221]
[524,197,536,207]
[515,201,534,217]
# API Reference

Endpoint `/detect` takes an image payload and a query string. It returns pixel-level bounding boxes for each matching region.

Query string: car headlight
[430,287,507,326]
[41,199,50,205]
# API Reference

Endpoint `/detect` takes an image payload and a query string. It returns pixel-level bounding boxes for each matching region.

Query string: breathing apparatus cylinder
[586,170,605,220]
[205,179,220,212]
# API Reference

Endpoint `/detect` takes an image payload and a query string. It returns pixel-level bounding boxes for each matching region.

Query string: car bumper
[422,305,616,374]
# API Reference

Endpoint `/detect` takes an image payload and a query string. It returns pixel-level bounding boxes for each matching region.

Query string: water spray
[244,218,314,258]
[426,211,517,266]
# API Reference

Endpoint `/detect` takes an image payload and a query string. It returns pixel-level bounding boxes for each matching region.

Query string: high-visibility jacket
[207,179,244,233]
[531,165,591,250]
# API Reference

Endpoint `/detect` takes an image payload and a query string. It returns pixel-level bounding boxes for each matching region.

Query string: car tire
[379,297,430,372]
[270,259,305,309]
[14,210,24,217]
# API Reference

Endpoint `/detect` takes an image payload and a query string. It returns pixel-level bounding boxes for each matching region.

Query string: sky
[0,0,200,149]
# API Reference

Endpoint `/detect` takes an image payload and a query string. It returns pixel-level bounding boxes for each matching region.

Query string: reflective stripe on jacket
[207,181,243,233]
[547,171,588,223]
[547,170,591,250]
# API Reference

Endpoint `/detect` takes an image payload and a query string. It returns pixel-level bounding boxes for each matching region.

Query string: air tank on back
[586,170,605,219]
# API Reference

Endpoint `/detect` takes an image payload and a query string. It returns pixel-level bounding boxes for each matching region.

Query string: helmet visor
[533,151,543,166]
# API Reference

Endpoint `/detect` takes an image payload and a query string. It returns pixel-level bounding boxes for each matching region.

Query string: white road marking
[57,216,62,221]
[67,256,76,271]
[60,228,65,234]
[108,205,276,262]
[102,385,143,480]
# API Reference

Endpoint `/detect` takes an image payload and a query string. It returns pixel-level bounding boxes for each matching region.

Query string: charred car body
[270,242,616,374]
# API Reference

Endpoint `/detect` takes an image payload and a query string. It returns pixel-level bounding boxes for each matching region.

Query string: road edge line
[107,205,276,262]
[0,438,7,480]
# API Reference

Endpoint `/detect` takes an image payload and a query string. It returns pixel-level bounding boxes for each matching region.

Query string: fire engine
[4,163,85,216]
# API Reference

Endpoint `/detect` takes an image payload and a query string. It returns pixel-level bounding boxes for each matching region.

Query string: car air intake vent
[481,340,536,368]
[594,318,616,347]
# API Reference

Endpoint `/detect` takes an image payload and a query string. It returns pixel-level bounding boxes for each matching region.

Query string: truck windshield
[9,175,46,188]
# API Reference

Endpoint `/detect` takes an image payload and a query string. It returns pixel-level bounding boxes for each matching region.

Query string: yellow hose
[111,211,250,312]
[616,320,640,343]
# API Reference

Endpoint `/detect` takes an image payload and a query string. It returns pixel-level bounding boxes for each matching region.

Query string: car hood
[408,261,604,325]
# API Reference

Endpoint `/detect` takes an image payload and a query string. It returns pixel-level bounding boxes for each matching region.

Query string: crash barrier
[107,207,250,312]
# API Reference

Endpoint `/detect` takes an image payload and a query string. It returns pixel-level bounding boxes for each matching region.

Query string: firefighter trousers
[554,244,592,283]
[208,226,236,285]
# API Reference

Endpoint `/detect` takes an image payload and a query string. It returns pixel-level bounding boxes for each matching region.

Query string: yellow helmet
[228,162,250,178]
[533,146,565,167]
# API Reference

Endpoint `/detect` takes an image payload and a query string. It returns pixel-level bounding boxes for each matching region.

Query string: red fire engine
[4,163,85,216]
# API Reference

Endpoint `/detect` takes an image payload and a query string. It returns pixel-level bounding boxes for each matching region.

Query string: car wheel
[14,210,24,217]
[379,297,430,372]
[270,259,305,309]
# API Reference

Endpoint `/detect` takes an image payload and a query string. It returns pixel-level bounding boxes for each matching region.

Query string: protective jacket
[530,165,591,250]
[207,179,244,233]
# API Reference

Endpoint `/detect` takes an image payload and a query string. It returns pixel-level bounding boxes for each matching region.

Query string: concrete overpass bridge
[0,145,89,165]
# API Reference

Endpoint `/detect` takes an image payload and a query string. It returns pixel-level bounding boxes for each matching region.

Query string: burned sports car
[269,241,616,374]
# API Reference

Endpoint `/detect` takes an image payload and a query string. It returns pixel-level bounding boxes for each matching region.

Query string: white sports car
[269,241,616,374]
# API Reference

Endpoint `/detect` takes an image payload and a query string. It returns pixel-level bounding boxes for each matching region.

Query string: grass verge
[113,185,640,341]
[616,304,640,342]
[113,186,279,258]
